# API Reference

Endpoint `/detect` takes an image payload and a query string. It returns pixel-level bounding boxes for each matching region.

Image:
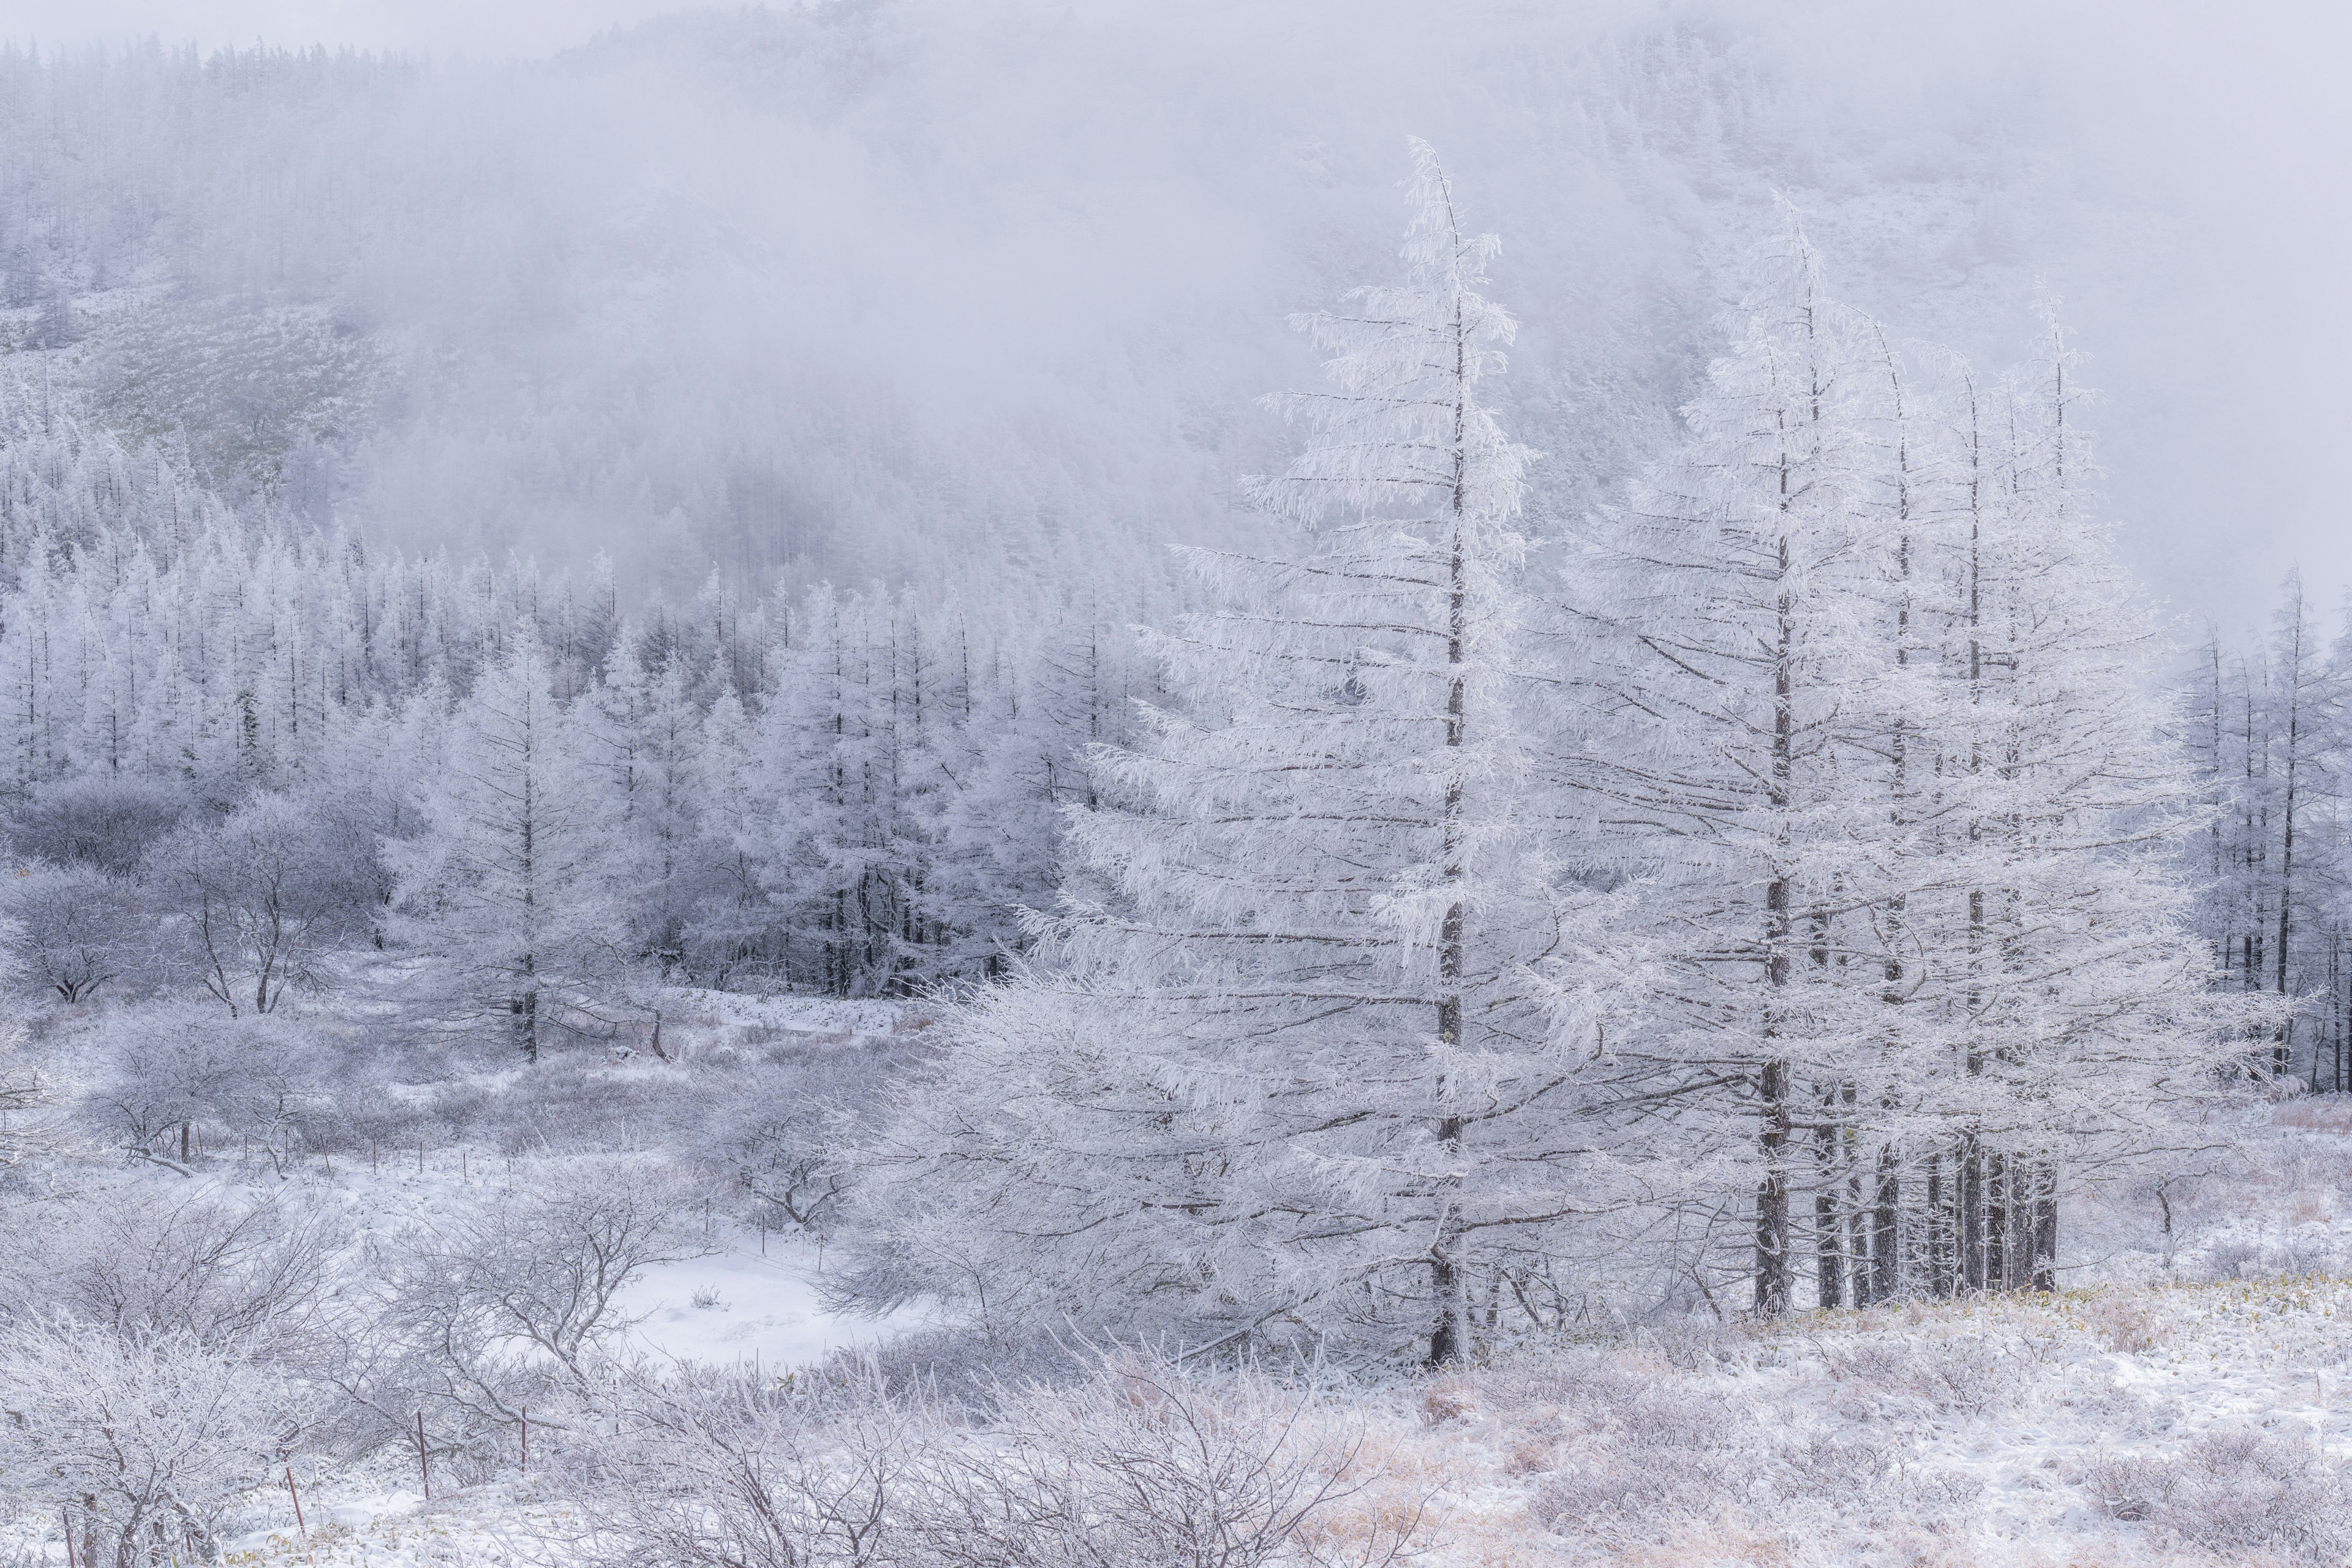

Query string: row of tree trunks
[1787,1137,2058,1310]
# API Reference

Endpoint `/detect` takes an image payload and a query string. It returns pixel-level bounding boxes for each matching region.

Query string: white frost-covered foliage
[1567,222,2244,1313]
[388,627,627,1058]
[836,146,1639,1364]
[564,1352,1422,1568]
[326,1156,710,1457]
[0,1317,307,1567]
[0,394,1145,1016]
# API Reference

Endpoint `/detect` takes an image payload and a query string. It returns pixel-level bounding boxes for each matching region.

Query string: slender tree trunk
[1871,1143,1898,1303]
[1986,1152,2011,1291]
[2029,1162,2058,1290]
[1961,1143,1985,1293]
[1755,1057,1792,1316]
[1925,1152,1950,1298]
[1755,516,1798,1317]
[1814,1096,1844,1310]
[1426,287,1472,1369]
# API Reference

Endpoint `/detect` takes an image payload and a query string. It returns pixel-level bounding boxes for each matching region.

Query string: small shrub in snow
[911,1361,1427,1568]
[568,1354,1425,1568]
[86,1006,336,1170]
[0,1185,337,1360]
[333,1155,711,1453]
[0,863,144,1003]
[9,774,191,878]
[2092,1428,2352,1564]
[815,1324,1090,1404]
[565,1365,927,1568]
[0,1317,307,1567]
[2083,1293,2174,1355]
[148,793,379,1016]
[1823,1333,2030,1417]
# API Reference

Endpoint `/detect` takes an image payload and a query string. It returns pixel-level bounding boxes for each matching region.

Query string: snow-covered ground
[619,1235,919,1373]
[166,1275,2352,1568]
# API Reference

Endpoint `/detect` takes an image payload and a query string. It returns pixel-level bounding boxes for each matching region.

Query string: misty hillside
[2,2,2092,598]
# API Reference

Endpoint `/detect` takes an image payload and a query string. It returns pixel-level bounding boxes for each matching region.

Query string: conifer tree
[840,143,1626,1364]
[386,626,620,1060]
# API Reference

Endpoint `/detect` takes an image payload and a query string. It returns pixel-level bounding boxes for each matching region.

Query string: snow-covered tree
[840,143,1627,1365]
[386,626,622,1058]
[1572,236,2245,1312]
[0,1318,309,1568]
[153,794,375,1015]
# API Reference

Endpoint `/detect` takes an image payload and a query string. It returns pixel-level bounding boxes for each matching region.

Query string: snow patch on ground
[620,1237,924,1373]
[648,987,929,1042]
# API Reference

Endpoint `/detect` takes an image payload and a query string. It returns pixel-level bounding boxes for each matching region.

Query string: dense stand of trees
[2190,572,2352,1093]
[831,170,2245,1360]
[0,148,2281,1363]
[0,373,1159,1019]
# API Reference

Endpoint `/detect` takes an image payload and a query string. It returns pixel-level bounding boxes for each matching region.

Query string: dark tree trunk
[2029,1163,2059,1290]
[1871,1145,1899,1303]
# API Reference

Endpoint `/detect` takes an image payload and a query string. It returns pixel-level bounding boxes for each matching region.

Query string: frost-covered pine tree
[386,625,621,1059]
[1569,216,1914,1314]
[1916,314,2245,1292]
[585,627,710,973]
[840,143,1626,1365]
[1575,238,2244,1313]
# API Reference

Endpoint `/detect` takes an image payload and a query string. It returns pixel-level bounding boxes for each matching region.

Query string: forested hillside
[0,2,2108,592]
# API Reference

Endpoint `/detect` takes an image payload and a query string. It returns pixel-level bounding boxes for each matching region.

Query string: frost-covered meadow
[6,990,2351,1568]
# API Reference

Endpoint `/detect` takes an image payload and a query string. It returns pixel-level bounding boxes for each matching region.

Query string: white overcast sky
[4,0,2349,636]
[2,0,676,58]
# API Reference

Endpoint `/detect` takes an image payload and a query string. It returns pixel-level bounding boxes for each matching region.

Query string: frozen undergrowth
[96,1278,2334,1568]
[10,1275,2313,1568]
[9,1056,2351,1568]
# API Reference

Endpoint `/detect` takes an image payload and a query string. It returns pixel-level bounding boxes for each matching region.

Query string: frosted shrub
[0,863,141,1003]
[90,1006,333,1172]
[2083,1293,2174,1354]
[1531,1378,1751,1528]
[568,1355,1425,1568]
[336,1155,710,1453]
[9,774,190,877]
[0,1186,337,1359]
[567,1365,924,1568]
[2093,1428,2352,1564]
[149,793,379,1016]
[0,1317,309,1567]
[909,1359,1427,1568]
[1822,1335,2030,1417]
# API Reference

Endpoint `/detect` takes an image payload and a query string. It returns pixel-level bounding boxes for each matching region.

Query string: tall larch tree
[837,142,1627,1365]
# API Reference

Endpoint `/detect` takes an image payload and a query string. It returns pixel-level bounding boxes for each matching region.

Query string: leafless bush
[149,795,377,1016]
[2091,1428,2352,1564]
[1530,1376,1747,1526]
[88,1006,332,1171]
[9,774,192,878]
[1508,1340,2000,1547]
[0,863,145,1003]
[0,1317,310,1568]
[565,1354,1427,1568]
[1822,1334,2029,1417]
[700,1034,928,1237]
[910,1359,1427,1568]
[2084,1294,2174,1355]
[0,1185,339,1359]
[567,1365,922,1568]
[816,1324,1088,1407]
[328,1155,712,1456]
